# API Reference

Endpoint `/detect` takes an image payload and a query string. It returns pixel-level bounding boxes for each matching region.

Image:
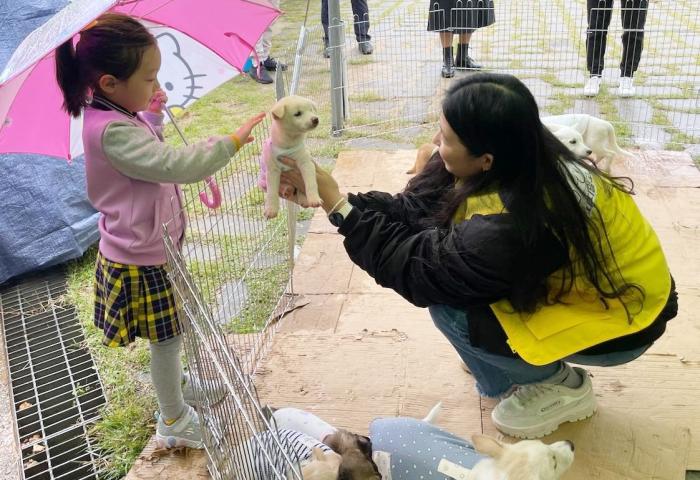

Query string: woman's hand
[147,89,168,114]
[279,157,344,213]
[236,112,266,145]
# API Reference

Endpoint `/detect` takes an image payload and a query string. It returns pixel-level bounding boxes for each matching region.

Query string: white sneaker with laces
[583,76,602,97]
[618,76,636,97]
[156,404,204,449]
[491,367,596,439]
[182,372,228,407]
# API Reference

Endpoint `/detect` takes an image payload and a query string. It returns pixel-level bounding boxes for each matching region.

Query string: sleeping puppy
[469,435,575,480]
[262,95,321,219]
[324,430,381,480]
[546,124,594,160]
[293,447,342,480]
[542,114,633,172]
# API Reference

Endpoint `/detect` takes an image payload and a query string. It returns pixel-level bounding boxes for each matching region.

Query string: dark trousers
[322,0,371,43]
[586,0,648,77]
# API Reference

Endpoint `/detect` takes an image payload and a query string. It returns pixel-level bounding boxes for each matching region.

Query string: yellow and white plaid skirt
[94,252,181,347]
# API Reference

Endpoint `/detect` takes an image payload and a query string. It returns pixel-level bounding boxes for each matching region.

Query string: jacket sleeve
[102,121,237,184]
[338,207,524,308]
[348,190,445,233]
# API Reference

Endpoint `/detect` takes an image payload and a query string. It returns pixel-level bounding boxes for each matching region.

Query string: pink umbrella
[0,0,280,208]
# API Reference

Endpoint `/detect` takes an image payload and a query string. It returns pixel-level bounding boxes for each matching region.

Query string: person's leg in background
[351,0,373,54]
[321,0,331,57]
[455,31,482,69]
[618,0,648,96]
[584,0,614,96]
[250,0,284,84]
[439,31,456,78]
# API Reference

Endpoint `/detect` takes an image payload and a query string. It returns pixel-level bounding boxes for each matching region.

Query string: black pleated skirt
[427,0,496,33]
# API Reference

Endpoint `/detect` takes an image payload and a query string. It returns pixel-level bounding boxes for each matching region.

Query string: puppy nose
[565,440,575,451]
[311,117,319,126]
[586,149,593,155]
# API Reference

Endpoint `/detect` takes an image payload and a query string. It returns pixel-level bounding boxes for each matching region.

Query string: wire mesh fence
[284,0,699,154]
[163,229,306,480]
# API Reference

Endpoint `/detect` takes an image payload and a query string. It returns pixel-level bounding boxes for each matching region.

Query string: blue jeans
[430,304,650,398]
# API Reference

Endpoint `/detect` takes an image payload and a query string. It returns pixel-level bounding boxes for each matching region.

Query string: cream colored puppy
[290,447,342,480]
[469,435,575,480]
[263,95,321,219]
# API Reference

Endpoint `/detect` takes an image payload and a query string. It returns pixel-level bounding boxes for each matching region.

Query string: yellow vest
[454,165,671,365]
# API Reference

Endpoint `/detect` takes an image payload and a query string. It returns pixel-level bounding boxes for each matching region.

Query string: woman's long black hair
[406,73,643,317]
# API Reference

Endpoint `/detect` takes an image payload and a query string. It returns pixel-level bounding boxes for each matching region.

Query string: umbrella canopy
[0,0,280,160]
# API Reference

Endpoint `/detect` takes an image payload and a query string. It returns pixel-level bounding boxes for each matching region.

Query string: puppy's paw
[264,206,279,219]
[305,195,323,208]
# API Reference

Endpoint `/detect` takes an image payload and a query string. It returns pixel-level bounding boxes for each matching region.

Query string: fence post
[328,0,346,135]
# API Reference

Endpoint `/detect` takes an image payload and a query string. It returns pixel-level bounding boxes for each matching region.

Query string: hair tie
[81,20,98,32]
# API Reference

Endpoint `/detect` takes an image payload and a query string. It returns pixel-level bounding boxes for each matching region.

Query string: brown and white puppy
[406,143,438,175]
[263,95,321,219]
[324,429,381,480]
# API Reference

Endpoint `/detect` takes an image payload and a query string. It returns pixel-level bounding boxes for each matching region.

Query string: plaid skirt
[94,252,181,347]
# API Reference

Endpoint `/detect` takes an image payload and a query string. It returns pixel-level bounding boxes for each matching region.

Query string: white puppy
[547,124,593,160]
[542,113,633,171]
[425,403,574,480]
[262,95,321,219]
[469,435,575,480]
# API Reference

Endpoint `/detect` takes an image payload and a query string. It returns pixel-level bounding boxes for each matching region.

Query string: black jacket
[338,191,677,359]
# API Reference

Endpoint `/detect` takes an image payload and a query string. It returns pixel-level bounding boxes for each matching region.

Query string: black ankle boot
[441,46,454,78]
[455,43,482,70]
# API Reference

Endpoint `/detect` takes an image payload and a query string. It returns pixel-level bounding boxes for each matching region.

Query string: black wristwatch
[328,201,353,227]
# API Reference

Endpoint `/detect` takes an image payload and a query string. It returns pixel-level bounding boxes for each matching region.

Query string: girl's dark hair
[406,73,643,318]
[55,13,156,117]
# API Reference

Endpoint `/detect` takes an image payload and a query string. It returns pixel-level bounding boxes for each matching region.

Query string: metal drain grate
[0,267,106,480]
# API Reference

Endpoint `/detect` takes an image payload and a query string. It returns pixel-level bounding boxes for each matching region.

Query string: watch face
[329,212,343,227]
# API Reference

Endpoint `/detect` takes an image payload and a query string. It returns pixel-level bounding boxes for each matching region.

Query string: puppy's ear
[471,434,505,459]
[324,432,342,453]
[271,102,286,119]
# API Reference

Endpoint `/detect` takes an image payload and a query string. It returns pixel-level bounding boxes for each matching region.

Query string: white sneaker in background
[618,76,636,97]
[156,404,204,449]
[583,76,602,97]
[491,367,596,439]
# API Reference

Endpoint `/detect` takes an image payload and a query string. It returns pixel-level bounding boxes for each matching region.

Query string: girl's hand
[147,89,168,113]
[236,112,266,144]
[279,157,343,213]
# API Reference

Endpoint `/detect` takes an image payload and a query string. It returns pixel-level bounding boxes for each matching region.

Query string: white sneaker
[583,76,602,97]
[182,372,228,408]
[618,76,636,97]
[491,367,596,439]
[156,404,204,449]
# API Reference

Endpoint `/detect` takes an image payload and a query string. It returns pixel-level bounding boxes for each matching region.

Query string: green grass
[349,91,384,102]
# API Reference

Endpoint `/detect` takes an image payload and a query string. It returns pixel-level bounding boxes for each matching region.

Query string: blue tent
[0,0,99,284]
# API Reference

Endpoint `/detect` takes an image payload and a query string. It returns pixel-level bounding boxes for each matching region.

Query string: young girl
[278,72,677,440]
[55,13,265,449]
